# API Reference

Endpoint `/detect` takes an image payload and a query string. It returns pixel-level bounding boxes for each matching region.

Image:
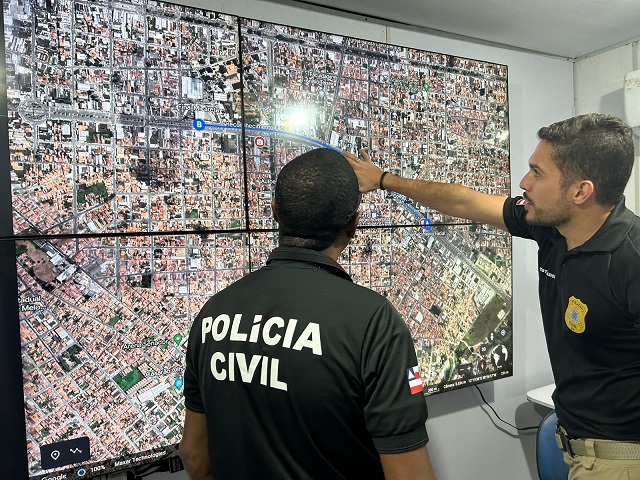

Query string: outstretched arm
[344,149,508,231]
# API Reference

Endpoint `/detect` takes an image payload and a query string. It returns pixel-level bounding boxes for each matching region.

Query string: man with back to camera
[179,148,437,480]
[345,113,640,479]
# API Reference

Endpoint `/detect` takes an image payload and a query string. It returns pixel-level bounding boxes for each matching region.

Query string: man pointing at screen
[345,113,640,479]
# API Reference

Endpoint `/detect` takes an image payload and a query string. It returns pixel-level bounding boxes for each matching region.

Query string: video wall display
[2,0,512,479]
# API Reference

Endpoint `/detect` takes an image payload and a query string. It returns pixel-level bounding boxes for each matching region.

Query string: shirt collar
[266,246,353,282]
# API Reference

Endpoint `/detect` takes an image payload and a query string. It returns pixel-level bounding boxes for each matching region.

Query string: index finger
[357,148,371,162]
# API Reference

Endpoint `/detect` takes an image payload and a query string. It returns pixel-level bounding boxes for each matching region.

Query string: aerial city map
[3,0,512,478]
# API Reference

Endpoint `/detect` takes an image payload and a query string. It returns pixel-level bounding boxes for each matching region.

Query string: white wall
[145,1,574,478]
[574,41,640,214]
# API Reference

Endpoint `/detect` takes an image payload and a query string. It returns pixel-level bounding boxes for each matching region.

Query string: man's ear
[345,212,360,239]
[271,199,279,223]
[573,180,595,205]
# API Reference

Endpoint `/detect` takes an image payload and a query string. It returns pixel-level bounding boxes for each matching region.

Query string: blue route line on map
[193,118,341,153]
[390,192,432,230]
[193,118,432,231]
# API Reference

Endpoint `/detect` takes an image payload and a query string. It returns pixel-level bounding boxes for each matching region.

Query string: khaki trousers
[562,439,640,480]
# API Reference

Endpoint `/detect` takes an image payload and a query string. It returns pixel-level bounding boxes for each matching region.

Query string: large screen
[1,0,512,479]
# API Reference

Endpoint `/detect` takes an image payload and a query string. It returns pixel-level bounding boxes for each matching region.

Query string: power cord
[474,385,539,432]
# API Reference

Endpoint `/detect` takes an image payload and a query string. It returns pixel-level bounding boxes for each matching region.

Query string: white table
[526,383,556,409]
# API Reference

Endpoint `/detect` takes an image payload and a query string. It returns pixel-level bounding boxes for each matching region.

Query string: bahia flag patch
[406,365,423,395]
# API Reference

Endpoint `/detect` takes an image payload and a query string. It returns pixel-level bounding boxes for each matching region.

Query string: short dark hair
[274,148,361,251]
[537,114,634,206]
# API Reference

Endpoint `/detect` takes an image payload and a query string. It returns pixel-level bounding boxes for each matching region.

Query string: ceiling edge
[266,0,575,61]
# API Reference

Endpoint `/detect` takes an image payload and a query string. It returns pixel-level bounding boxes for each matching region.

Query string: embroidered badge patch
[564,296,588,333]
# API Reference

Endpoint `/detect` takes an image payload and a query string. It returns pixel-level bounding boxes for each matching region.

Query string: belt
[555,426,640,460]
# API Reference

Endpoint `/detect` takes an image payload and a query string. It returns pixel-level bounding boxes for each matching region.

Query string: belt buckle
[556,426,574,457]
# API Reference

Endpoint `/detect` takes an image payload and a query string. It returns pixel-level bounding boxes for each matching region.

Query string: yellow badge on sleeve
[565,296,588,333]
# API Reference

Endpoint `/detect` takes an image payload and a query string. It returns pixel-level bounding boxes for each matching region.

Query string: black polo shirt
[184,247,429,480]
[504,197,640,441]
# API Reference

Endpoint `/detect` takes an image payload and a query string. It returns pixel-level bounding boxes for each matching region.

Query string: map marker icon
[51,450,60,460]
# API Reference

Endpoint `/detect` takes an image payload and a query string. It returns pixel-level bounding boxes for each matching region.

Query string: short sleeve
[503,196,560,244]
[184,317,206,413]
[503,196,535,239]
[361,301,429,453]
